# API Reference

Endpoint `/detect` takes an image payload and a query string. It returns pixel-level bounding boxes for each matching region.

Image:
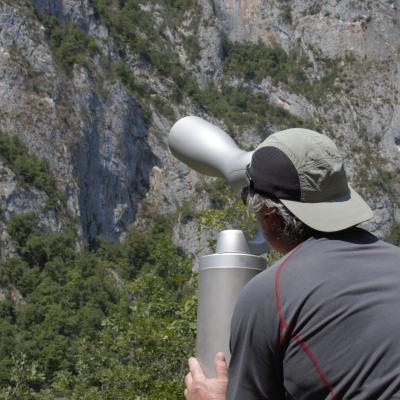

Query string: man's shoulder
[238,227,400,311]
[241,239,321,299]
[283,227,397,267]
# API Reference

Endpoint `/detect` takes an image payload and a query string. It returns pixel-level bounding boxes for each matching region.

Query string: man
[184,128,400,399]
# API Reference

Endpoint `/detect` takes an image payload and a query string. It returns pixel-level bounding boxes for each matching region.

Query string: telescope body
[196,230,266,377]
[168,116,269,377]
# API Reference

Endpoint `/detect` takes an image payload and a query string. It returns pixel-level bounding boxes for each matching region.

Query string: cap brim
[280,186,374,232]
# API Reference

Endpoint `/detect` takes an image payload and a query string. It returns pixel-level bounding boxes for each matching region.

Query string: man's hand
[184,352,228,400]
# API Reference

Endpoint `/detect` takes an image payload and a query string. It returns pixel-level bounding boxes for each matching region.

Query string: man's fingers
[188,357,206,380]
[214,352,228,380]
[184,371,193,388]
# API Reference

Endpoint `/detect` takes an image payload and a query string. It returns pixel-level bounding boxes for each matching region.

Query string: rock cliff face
[0,0,157,244]
[0,0,399,256]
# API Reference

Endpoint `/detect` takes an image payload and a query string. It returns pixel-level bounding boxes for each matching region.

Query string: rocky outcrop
[0,1,157,244]
[72,69,157,242]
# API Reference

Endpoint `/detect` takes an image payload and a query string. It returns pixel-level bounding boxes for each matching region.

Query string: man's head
[246,193,313,254]
[243,128,373,253]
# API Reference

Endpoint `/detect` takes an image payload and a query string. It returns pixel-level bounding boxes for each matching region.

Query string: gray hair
[246,193,313,243]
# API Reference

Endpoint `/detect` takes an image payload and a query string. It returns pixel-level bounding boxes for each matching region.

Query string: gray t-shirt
[228,228,400,400]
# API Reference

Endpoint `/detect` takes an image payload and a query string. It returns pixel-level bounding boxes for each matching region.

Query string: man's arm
[184,353,228,400]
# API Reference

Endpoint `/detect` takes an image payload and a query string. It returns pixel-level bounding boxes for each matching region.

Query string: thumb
[214,352,228,380]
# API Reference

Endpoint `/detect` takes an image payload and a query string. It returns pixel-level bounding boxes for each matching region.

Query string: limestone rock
[0,0,399,261]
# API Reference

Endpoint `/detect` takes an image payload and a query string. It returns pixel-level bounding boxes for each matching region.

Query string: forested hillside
[0,0,400,398]
[0,212,197,398]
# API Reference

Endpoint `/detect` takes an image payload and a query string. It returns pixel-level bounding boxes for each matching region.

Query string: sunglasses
[241,165,255,205]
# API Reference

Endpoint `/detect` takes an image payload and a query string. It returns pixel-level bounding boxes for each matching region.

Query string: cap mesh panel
[248,146,301,201]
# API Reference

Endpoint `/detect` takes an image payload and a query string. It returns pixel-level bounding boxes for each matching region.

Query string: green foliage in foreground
[0,214,196,399]
[0,133,64,208]
[195,178,257,236]
[195,179,282,266]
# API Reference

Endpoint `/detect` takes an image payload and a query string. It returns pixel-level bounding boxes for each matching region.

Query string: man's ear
[260,205,284,234]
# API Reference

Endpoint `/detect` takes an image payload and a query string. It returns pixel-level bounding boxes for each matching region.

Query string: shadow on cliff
[72,91,158,247]
[31,0,159,247]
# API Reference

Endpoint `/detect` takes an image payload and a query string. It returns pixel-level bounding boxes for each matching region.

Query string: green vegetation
[195,178,283,266]
[90,0,314,131]
[151,95,177,121]
[111,60,153,124]
[222,37,341,103]
[184,76,316,134]
[0,199,281,398]
[111,60,148,98]
[188,83,318,134]
[195,178,257,238]
[0,133,64,208]
[3,0,35,17]
[88,0,315,131]
[0,213,196,398]
[279,2,292,24]
[91,0,200,78]
[43,16,99,74]
[222,37,298,83]
[356,165,399,202]
[183,33,202,64]
[352,140,400,205]
[90,0,202,124]
[385,223,400,246]
[111,60,176,122]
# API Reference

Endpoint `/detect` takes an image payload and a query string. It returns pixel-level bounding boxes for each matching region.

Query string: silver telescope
[168,116,267,377]
[168,116,252,195]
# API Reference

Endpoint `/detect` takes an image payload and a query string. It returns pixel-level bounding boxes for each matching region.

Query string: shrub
[43,16,100,74]
[189,82,317,132]
[7,213,39,249]
[111,60,153,124]
[0,133,64,208]
[385,223,400,246]
[222,36,341,103]
[222,36,290,82]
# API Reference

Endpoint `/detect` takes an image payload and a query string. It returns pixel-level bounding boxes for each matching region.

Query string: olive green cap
[249,128,373,232]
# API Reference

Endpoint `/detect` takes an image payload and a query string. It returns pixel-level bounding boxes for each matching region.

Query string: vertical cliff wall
[0,0,158,245]
[0,0,398,252]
